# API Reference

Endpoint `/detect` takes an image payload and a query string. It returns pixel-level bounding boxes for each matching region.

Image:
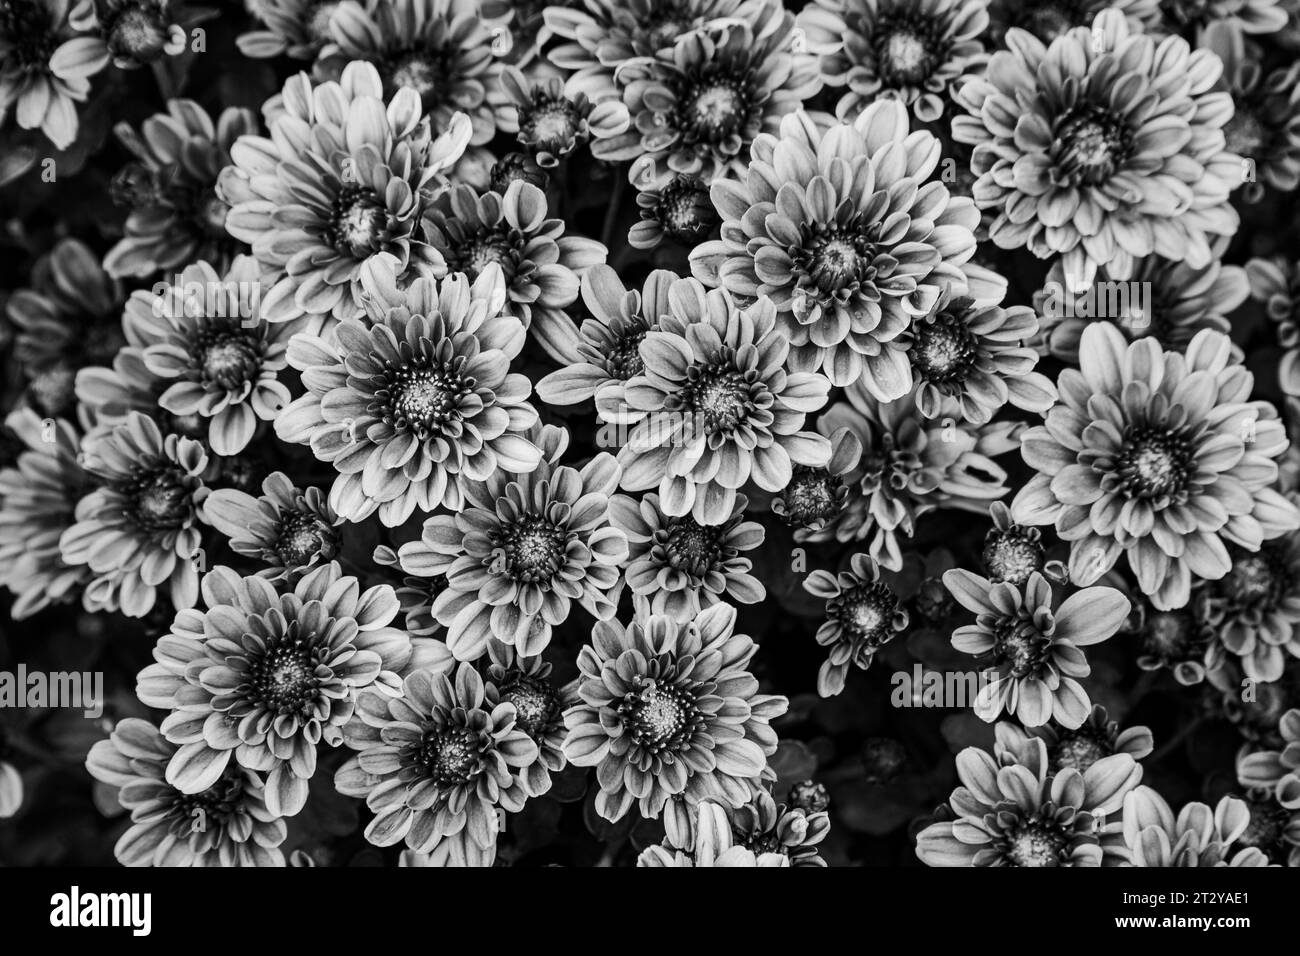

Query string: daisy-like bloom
[66,0,189,71]
[482,643,575,797]
[1197,530,1300,682]
[86,718,287,867]
[217,61,473,325]
[138,562,434,817]
[628,175,718,251]
[982,502,1067,587]
[125,258,289,456]
[998,705,1154,777]
[563,603,788,824]
[421,180,606,360]
[610,491,765,621]
[1012,322,1300,611]
[1121,787,1271,866]
[689,105,979,391]
[320,0,499,145]
[1032,256,1248,365]
[1207,23,1300,205]
[1237,707,1300,866]
[915,736,1142,866]
[723,789,831,867]
[58,412,207,617]
[639,800,792,867]
[275,260,542,525]
[952,9,1242,291]
[0,0,93,149]
[1246,256,1300,395]
[535,266,673,425]
[104,99,256,278]
[334,662,538,860]
[607,0,822,187]
[396,425,626,660]
[943,568,1130,728]
[1159,0,1288,36]
[0,408,89,618]
[812,382,1021,569]
[1130,598,1220,685]
[771,426,860,537]
[4,237,125,419]
[985,0,1161,44]
[804,552,909,697]
[491,64,630,167]
[797,0,990,124]
[204,471,341,582]
[543,0,767,102]
[615,281,832,527]
[898,284,1056,425]
[236,0,342,60]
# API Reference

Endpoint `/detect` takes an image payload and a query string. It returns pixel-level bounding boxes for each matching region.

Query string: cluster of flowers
[3,0,1300,867]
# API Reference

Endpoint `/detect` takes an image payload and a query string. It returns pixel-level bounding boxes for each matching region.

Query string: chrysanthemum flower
[981,501,1067,587]
[985,0,1161,44]
[535,266,677,424]
[998,704,1154,777]
[104,99,256,278]
[606,0,822,187]
[563,603,787,823]
[491,64,630,167]
[1159,0,1288,36]
[0,408,89,618]
[4,237,125,419]
[944,569,1130,728]
[915,737,1140,866]
[488,150,547,193]
[1206,658,1300,746]
[86,718,287,866]
[204,471,341,581]
[610,491,765,621]
[1032,256,1248,365]
[275,260,542,525]
[1207,23,1300,205]
[0,0,95,149]
[804,553,909,697]
[320,0,499,145]
[218,61,472,325]
[771,428,860,537]
[1131,599,1219,685]
[812,382,1021,569]
[396,425,626,660]
[138,562,435,817]
[482,643,575,797]
[236,0,342,60]
[59,412,207,617]
[952,9,1241,290]
[898,284,1056,425]
[616,282,831,526]
[797,0,989,123]
[689,105,979,391]
[1121,787,1271,866]
[421,180,606,360]
[628,175,718,250]
[723,789,831,866]
[334,662,538,860]
[639,799,792,867]
[1237,707,1300,866]
[1246,256,1300,395]
[1012,322,1300,610]
[543,0,767,102]
[66,0,192,71]
[1197,529,1300,682]
[124,258,289,456]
